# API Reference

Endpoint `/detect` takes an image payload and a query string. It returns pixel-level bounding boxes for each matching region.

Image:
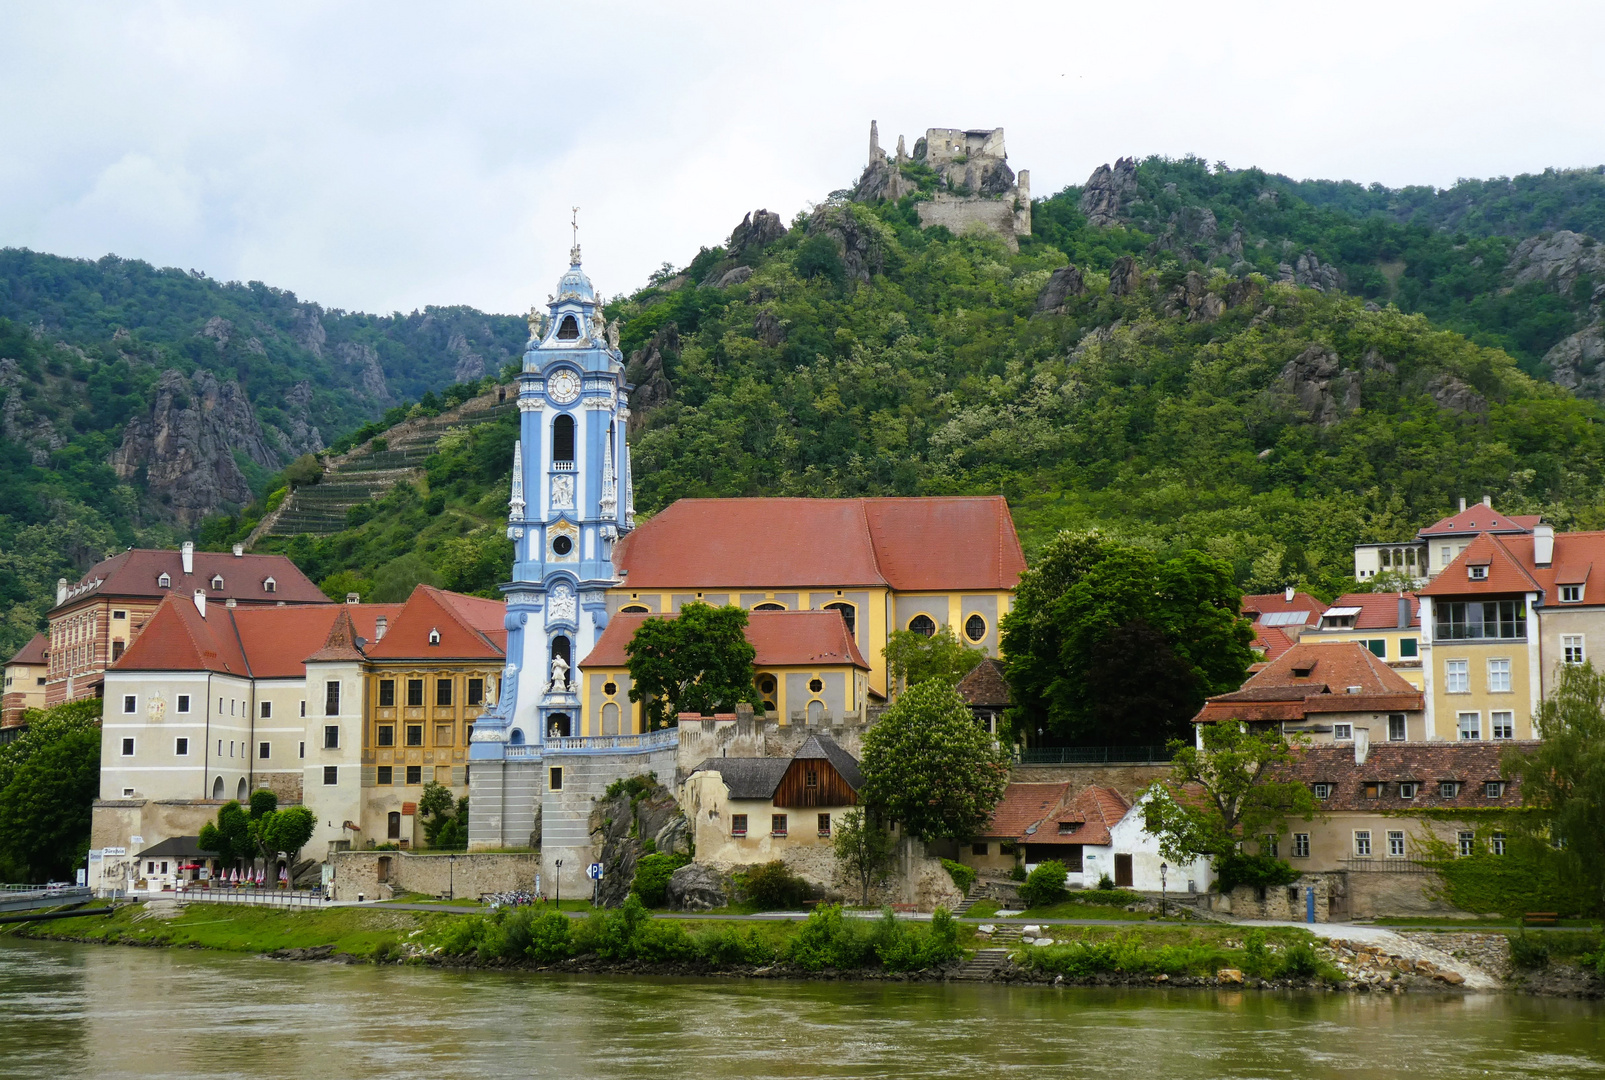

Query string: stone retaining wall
[328,850,539,901]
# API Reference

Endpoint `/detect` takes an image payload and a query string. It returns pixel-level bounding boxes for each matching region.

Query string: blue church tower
[469,236,639,856]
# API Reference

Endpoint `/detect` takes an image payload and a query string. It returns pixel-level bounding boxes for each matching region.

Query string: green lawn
[965,898,1164,922]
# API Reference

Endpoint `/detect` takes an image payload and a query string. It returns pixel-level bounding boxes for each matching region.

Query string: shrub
[370,937,403,963]
[1278,941,1323,979]
[526,910,573,962]
[1071,888,1143,907]
[740,860,809,910]
[941,858,976,895]
[1098,874,1115,891]
[1509,932,1551,970]
[632,852,691,907]
[634,919,699,963]
[436,915,491,955]
[695,925,777,967]
[594,895,652,960]
[1214,851,1300,893]
[922,908,963,967]
[1009,865,1027,882]
[789,904,874,971]
[1020,860,1069,909]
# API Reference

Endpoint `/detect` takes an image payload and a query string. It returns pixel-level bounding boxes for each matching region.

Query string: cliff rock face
[1510,231,1605,294]
[1276,345,1360,426]
[626,323,677,431]
[1080,157,1139,227]
[1108,256,1144,297]
[0,357,68,465]
[588,782,681,908]
[112,369,280,522]
[273,380,325,458]
[1547,324,1605,399]
[1035,265,1087,314]
[1279,252,1345,292]
[448,331,485,382]
[728,209,787,260]
[806,205,887,283]
[1162,270,1225,321]
[334,341,392,405]
[1425,373,1488,415]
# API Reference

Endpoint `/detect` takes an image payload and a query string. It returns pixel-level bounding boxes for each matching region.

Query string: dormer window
[557,314,580,340]
[264,577,277,593]
[1561,584,1582,603]
[1469,565,1487,580]
[158,573,171,588]
[428,628,441,646]
[210,575,224,590]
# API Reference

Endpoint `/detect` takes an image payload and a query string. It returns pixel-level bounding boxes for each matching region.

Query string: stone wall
[1009,763,1172,799]
[916,197,1023,252]
[1210,874,1334,922]
[1342,866,1456,919]
[327,850,539,901]
[675,711,870,782]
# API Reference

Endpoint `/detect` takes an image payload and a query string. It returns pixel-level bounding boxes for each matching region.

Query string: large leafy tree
[883,627,985,693]
[859,679,1010,843]
[1000,530,1254,745]
[0,700,103,882]
[626,603,761,728]
[1502,662,1605,914]
[832,807,897,906]
[1142,722,1319,872]
[418,781,468,849]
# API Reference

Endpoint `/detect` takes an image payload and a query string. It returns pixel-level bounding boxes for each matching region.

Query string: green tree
[883,626,985,693]
[1142,723,1319,883]
[255,806,316,874]
[832,807,897,906]
[1502,661,1605,913]
[0,701,102,882]
[1001,531,1255,745]
[626,603,761,728]
[418,781,468,848]
[859,679,1010,843]
[198,801,254,869]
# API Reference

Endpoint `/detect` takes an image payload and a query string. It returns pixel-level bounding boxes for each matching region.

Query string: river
[1,939,1601,1079]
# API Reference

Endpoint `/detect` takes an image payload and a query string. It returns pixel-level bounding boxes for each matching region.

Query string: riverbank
[7,900,1597,996]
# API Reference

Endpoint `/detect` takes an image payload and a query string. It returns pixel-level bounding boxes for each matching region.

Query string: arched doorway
[236,778,248,800]
[602,702,620,736]
[387,811,401,840]
[212,776,224,799]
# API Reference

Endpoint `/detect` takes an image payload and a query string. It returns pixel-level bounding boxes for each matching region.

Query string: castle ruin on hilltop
[852,121,1031,250]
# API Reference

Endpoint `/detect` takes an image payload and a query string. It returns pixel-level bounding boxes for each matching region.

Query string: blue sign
[587,862,603,880]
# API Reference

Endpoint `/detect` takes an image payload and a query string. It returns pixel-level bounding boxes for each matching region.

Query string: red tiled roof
[1418,533,1544,598]
[5,633,48,667]
[1418,506,1539,538]
[1032,786,1130,847]
[613,496,1026,591]
[113,594,251,676]
[980,782,1070,839]
[1272,742,1529,811]
[306,608,367,663]
[1240,591,1327,617]
[1251,623,1296,662]
[54,548,328,610]
[955,657,1009,707]
[361,585,505,661]
[1323,592,1419,630]
[581,609,870,670]
[1194,641,1422,724]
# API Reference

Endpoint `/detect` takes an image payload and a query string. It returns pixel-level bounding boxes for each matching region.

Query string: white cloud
[1,0,1602,314]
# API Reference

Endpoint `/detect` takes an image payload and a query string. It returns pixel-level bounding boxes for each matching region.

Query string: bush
[436,914,491,955]
[740,860,809,910]
[632,852,691,907]
[526,910,572,962]
[1098,874,1115,891]
[634,919,699,962]
[695,925,777,967]
[1071,888,1143,907]
[1009,865,1027,882]
[1019,860,1069,909]
[789,904,873,971]
[593,895,652,961]
[941,858,976,895]
[1278,941,1323,979]
[1509,932,1551,970]
[1214,851,1301,893]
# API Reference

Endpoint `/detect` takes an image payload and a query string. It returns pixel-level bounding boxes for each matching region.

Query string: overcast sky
[3,1,1601,315]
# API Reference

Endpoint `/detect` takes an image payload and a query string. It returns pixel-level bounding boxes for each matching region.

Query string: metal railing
[1339,858,1438,875]
[174,888,327,909]
[1017,745,1174,765]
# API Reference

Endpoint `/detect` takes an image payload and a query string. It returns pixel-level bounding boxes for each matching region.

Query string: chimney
[374,616,388,641]
[225,597,237,609]
[1353,726,1370,765]
[1534,523,1554,566]
[192,590,206,619]
[181,541,194,575]
[1284,585,1295,603]
[346,592,361,605]
[1483,495,1491,507]
[56,577,68,606]
[232,543,244,557]
[1459,497,1467,513]
[1397,595,1411,628]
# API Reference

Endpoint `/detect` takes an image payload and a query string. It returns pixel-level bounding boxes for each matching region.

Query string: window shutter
[361,766,377,787]
[451,765,467,786]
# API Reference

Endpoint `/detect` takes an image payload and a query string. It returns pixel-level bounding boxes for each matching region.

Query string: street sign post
[588,862,603,906]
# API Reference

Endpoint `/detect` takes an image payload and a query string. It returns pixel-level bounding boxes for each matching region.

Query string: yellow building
[603,496,1025,707]
[1297,592,1424,689]
[2,633,49,732]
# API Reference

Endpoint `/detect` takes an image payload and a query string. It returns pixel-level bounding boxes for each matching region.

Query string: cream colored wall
[302,660,367,857]
[1534,604,1605,699]
[1273,811,1489,873]
[1301,627,1424,689]
[682,770,851,871]
[102,669,252,803]
[1427,638,1534,741]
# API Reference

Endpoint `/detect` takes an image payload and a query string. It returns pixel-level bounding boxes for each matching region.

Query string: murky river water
[1,939,1602,1079]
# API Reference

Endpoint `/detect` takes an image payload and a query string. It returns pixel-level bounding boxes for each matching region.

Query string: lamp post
[448,853,457,902]
[1159,862,1168,917]
[555,859,563,908]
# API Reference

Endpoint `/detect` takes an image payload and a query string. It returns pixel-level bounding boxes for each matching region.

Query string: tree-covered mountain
[0,249,524,655]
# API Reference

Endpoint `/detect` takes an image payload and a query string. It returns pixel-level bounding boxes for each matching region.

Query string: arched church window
[753,602,785,611]
[823,601,856,637]
[553,414,575,462]
[909,614,936,637]
[237,778,247,800]
[756,673,777,697]
[965,614,987,642]
[557,314,580,340]
[602,702,620,736]
[552,636,571,666]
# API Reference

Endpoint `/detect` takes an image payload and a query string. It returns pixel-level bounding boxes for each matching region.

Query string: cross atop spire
[570,206,581,265]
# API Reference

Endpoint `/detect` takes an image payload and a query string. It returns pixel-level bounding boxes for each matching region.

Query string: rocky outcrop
[1546,324,1605,398]
[589,781,681,908]
[1080,157,1139,227]
[727,209,787,260]
[665,863,728,912]
[625,323,677,431]
[1275,345,1360,426]
[1107,256,1144,297]
[291,305,327,358]
[753,309,784,347]
[1162,270,1225,321]
[1425,373,1487,415]
[112,368,281,522]
[1279,252,1345,292]
[1153,206,1218,254]
[0,357,68,466]
[805,205,887,284]
[714,266,754,289]
[448,332,485,383]
[271,381,325,458]
[1509,231,1605,296]
[1035,265,1087,314]
[334,341,392,404]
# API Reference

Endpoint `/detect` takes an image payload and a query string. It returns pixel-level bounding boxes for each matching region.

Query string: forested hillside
[0,250,524,655]
[222,161,1605,614]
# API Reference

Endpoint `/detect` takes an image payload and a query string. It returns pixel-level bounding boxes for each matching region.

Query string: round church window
[965,614,987,642]
[552,535,573,556]
[808,678,823,693]
[603,681,618,697]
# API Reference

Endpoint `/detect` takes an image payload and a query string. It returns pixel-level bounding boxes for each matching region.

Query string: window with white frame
[260,701,272,719]
[1564,634,1586,665]
[1440,781,1460,798]
[1332,723,1353,741]
[1485,780,1505,798]
[122,694,136,714]
[1388,713,1407,741]
[176,694,190,713]
[1445,659,1470,693]
[1387,831,1406,857]
[1458,712,1481,740]
[1491,711,1514,740]
[1458,831,1475,857]
[1293,833,1310,858]
[120,737,134,756]
[1487,658,1511,693]
[1561,584,1583,603]
[1491,831,1506,855]
[175,737,189,756]
[1399,782,1418,799]
[1312,782,1333,800]
[1354,831,1372,857]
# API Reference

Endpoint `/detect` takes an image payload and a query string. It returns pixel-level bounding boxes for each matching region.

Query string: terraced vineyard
[251,383,517,542]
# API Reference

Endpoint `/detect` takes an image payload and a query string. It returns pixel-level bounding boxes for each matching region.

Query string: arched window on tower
[552,635,572,667]
[553,414,575,463]
[557,314,579,340]
[909,614,937,637]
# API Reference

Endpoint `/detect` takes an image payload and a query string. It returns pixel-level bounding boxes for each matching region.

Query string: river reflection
[0,939,1601,1079]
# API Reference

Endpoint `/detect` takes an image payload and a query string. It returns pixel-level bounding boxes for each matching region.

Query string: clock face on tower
[547,369,581,404]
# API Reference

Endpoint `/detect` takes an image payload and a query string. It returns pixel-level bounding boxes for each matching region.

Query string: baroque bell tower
[469,227,633,772]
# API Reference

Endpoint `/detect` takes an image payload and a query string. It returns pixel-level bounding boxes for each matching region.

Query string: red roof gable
[1194,641,1422,724]
[113,594,251,676]
[1251,623,1296,662]
[1418,506,1539,539]
[1036,786,1130,847]
[981,782,1071,838]
[581,609,870,670]
[5,633,48,667]
[1325,592,1419,630]
[613,496,1025,591]
[54,548,328,610]
[1418,533,1543,598]
[955,657,1010,707]
[361,585,505,661]
[1240,591,1327,617]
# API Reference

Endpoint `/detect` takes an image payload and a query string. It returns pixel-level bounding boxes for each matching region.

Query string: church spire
[508,439,525,522]
[599,430,617,520]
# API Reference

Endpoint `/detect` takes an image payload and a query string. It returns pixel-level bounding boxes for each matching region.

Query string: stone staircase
[952,883,986,917]
[254,384,517,542]
[952,948,1011,981]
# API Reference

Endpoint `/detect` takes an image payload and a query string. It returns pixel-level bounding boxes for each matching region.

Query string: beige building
[2,633,49,732]
[1353,499,1540,585]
